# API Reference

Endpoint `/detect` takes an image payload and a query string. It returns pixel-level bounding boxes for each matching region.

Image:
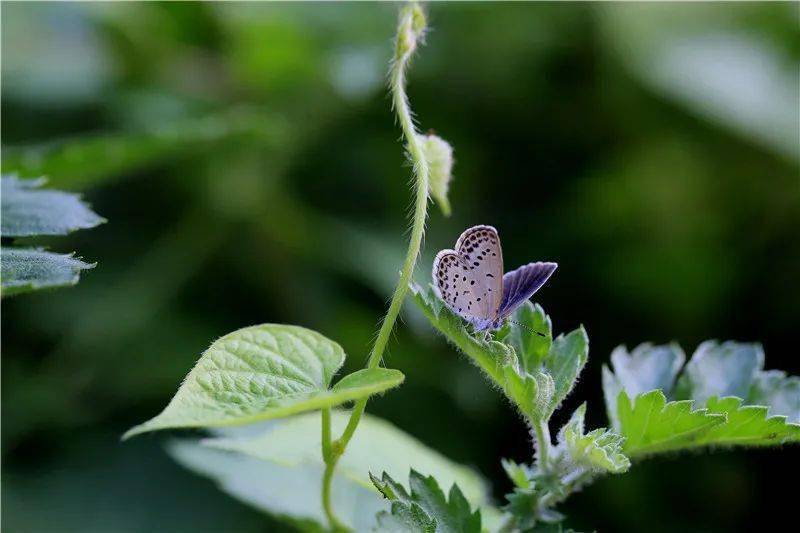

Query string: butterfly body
[432,225,556,332]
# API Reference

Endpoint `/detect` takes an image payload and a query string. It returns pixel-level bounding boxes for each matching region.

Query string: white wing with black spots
[432,225,503,326]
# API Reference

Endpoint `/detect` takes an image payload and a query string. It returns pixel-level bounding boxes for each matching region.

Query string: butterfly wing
[432,225,503,325]
[497,262,557,319]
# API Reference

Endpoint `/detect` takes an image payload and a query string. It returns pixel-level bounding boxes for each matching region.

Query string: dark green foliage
[371,470,482,533]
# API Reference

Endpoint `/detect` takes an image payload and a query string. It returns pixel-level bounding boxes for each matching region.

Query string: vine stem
[320,4,430,531]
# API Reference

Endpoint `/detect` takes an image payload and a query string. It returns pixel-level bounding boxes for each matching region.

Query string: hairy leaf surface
[1,175,104,236]
[1,248,94,297]
[675,341,763,403]
[558,404,630,473]
[371,470,482,533]
[616,390,725,457]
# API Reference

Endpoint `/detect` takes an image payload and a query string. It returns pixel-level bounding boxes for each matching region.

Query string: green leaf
[749,370,800,424]
[1,175,104,236]
[614,390,800,457]
[412,283,581,422]
[0,248,94,297]
[699,396,800,447]
[616,390,725,457]
[410,283,511,386]
[542,327,588,417]
[2,109,288,190]
[168,437,370,532]
[505,302,552,373]
[602,343,685,427]
[371,470,482,533]
[501,459,532,490]
[124,325,404,438]
[558,404,630,474]
[675,341,763,403]
[331,367,405,398]
[419,134,454,217]
[170,411,490,531]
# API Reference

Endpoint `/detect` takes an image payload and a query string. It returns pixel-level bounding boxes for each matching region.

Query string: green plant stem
[320,4,430,531]
[534,418,552,470]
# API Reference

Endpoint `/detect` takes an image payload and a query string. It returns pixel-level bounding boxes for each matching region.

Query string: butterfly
[432,225,557,332]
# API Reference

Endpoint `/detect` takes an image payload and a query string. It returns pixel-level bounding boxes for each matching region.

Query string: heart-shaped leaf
[124,325,403,439]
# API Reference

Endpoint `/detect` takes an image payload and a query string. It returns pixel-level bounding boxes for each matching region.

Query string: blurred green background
[2,2,799,531]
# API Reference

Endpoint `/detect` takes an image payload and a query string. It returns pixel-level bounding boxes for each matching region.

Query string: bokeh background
[2,2,799,532]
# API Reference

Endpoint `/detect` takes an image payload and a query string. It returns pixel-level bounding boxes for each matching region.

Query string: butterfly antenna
[507,319,547,337]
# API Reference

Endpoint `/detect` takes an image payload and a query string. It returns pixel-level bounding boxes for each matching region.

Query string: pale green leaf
[602,342,685,427]
[125,325,404,438]
[543,327,588,416]
[419,134,454,217]
[168,438,371,532]
[171,411,490,530]
[616,390,725,457]
[1,248,94,297]
[559,404,630,474]
[371,470,482,533]
[748,370,800,424]
[505,302,552,373]
[675,341,763,403]
[1,175,104,236]
[609,343,685,397]
[205,411,489,507]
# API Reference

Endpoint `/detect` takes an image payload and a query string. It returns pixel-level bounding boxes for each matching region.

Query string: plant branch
[533,418,552,470]
[320,4,430,531]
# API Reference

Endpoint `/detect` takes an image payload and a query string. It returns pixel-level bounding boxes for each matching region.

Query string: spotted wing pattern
[432,225,503,325]
[497,262,558,319]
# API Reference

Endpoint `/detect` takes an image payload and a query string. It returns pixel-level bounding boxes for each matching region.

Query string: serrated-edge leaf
[748,370,800,424]
[558,403,630,474]
[411,283,510,387]
[544,327,589,416]
[1,247,95,297]
[1,175,105,236]
[123,324,348,438]
[617,390,726,457]
[372,470,482,533]
[675,340,764,403]
[608,342,685,398]
[698,396,800,447]
[506,302,553,373]
[602,364,623,431]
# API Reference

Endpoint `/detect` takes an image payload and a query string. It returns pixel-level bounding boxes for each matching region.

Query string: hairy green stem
[320,4,430,531]
[534,418,552,469]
